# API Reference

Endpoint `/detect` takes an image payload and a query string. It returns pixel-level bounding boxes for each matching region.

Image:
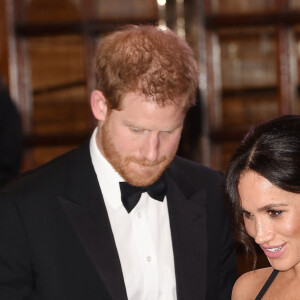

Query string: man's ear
[90,90,108,121]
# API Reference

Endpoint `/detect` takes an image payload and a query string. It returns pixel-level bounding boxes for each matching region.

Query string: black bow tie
[119,177,167,213]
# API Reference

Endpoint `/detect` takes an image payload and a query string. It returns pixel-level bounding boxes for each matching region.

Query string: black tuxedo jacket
[0,86,23,187]
[0,141,237,300]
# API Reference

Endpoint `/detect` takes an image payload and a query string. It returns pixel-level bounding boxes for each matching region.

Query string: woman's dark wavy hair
[225,115,300,267]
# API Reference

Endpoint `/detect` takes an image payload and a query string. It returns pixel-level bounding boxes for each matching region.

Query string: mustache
[125,157,166,166]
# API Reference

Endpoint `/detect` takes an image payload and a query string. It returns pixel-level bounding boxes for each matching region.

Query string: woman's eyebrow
[240,203,288,213]
[257,203,288,212]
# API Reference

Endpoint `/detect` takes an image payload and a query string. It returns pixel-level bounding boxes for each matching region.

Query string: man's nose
[254,218,274,245]
[140,133,159,162]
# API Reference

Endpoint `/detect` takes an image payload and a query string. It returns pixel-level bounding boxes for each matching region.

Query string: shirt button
[146,256,152,262]
[137,211,142,218]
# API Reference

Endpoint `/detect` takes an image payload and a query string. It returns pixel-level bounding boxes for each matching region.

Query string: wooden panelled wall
[0,0,9,85]
[2,0,159,169]
[4,0,300,171]
[204,0,300,172]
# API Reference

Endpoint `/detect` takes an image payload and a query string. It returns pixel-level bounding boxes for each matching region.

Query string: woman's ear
[90,90,108,121]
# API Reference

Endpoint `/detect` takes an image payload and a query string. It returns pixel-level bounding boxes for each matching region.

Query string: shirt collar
[89,128,124,210]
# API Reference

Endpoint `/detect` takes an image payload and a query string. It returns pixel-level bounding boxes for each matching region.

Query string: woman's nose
[254,219,274,245]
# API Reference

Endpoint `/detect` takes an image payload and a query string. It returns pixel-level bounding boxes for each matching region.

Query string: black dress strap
[255,269,279,300]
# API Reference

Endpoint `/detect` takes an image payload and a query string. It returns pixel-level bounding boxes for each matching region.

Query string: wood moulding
[205,11,300,29]
[15,18,157,37]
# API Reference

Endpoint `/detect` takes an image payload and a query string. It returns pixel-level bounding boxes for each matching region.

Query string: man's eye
[267,210,282,217]
[130,127,142,133]
[162,130,174,135]
[160,131,171,136]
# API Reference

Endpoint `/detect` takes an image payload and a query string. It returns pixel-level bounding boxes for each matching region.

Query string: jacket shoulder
[168,156,223,185]
[1,141,90,199]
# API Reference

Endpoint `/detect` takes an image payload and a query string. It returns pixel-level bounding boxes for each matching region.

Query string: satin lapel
[58,143,128,300]
[166,175,207,300]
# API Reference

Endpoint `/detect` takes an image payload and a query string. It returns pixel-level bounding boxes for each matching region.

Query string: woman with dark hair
[225,114,300,299]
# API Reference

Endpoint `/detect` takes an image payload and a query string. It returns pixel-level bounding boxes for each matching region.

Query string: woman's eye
[241,210,253,219]
[267,210,282,217]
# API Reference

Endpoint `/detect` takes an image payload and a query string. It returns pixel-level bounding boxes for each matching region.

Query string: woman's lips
[261,243,286,258]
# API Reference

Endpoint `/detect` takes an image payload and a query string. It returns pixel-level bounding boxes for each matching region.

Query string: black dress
[255,269,279,300]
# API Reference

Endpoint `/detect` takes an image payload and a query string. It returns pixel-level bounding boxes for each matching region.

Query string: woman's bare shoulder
[231,267,274,300]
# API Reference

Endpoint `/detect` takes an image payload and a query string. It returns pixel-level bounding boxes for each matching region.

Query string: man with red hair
[0,25,236,300]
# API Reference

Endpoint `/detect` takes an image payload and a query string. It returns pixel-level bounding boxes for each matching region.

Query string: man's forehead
[119,91,186,109]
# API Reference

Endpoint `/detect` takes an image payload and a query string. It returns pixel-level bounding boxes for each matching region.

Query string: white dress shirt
[89,128,177,300]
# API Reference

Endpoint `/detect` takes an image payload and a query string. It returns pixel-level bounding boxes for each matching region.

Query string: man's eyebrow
[122,121,183,132]
[123,121,142,128]
[160,123,183,132]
